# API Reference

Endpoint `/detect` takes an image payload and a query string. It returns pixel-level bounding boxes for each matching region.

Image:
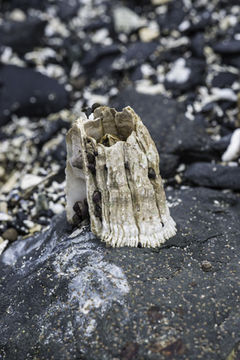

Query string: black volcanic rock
[213,40,240,55]
[185,162,240,190]
[0,17,47,54]
[1,187,240,359]
[212,72,238,88]
[110,88,222,162]
[0,65,69,127]
[164,58,206,93]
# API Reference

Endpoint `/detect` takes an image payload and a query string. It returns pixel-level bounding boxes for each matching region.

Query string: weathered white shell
[65,106,176,247]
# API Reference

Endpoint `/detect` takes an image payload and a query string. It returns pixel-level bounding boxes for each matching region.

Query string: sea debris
[222,128,240,162]
[66,106,177,247]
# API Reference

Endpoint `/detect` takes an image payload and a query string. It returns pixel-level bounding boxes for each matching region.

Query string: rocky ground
[0,0,240,359]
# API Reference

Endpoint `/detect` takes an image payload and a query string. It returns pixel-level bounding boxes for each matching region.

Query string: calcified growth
[66,106,176,247]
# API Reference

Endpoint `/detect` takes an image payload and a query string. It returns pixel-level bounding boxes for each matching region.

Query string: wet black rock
[213,40,240,55]
[160,154,180,179]
[0,65,69,127]
[190,32,205,59]
[112,42,158,70]
[211,72,238,88]
[164,58,206,93]
[110,88,221,162]
[185,162,240,190]
[110,87,185,155]
[1,187,240,359]
[0,17,47,54]
[157,0,186,34]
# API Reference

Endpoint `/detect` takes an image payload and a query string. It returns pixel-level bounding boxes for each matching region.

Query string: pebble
[139,25,160,42]
[2,228,18,242]
[201,260,213,272]
[113,6,146,34]
[20,174,43,191]
[0,213,12,222]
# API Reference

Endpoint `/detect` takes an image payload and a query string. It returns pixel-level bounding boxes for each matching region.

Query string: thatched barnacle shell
[65,106,177,247]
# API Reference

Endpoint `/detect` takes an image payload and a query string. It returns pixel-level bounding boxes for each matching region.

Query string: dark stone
[221,54,240,68]
[160,154,180,179]
[183,11,213,34]
[157,0,186,34]
[110,88,222,162]
[0,17,47,54]
[112,42,158,70]
[1,187,240,359]
[190,32,205,59]
[82,44,121,67]
[185,162,240,190]
[164,58,206,93]
[34,119,70,148]
[110,87,186,155]
[1,0,47,11]
[211,72,238,88]
[213,40,240,55]
[57,1,79,20]
[0,65,69,127]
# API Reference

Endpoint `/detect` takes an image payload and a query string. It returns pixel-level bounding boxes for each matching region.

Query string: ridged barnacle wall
[65,105,176,247]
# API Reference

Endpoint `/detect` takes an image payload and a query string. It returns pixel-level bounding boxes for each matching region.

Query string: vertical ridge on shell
[65,105,177,247]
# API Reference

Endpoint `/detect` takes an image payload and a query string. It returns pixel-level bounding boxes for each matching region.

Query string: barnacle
[65,106,177,247]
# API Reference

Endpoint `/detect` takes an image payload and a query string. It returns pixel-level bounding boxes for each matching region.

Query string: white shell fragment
[222,128,240,162]
[65,106,177,248]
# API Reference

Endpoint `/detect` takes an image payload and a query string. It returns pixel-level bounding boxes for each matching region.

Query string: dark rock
[34,118,70,148]
[2,228,18,242]
[157,0,186,34]
[185,162,240,190]
[110,87,186,155]
[213,40,240,55]
[211,72,238,88]
[57,1,79,20]
[0,65,69,127]
[1,0,47,11]
[0,17,47,54]
[82,44,121,67]
[112,42,158,70]
[82,44,121,79]
[190,32,205,59]
[221,54,240,68]
[184,11,213,34]
[164,58,206,93]
[110,88,222,162]
[1,187,240,359]
[160,154,180,179]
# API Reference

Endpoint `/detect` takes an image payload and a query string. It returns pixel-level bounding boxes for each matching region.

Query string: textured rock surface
[1,187,240,360]
[185,162,240,190]
[0,65,69,126]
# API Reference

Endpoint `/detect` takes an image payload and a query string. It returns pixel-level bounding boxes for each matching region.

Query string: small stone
[201,260,212,272]
[36,193,49,214]
[0,213,12,222]
[0,202,8,214]
[20,174,43,191]
[113,6,146,34]
[2,228,18,242]
[139,26,160,42]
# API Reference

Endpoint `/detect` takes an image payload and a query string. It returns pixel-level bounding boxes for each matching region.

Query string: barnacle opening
[83,106,136,147]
